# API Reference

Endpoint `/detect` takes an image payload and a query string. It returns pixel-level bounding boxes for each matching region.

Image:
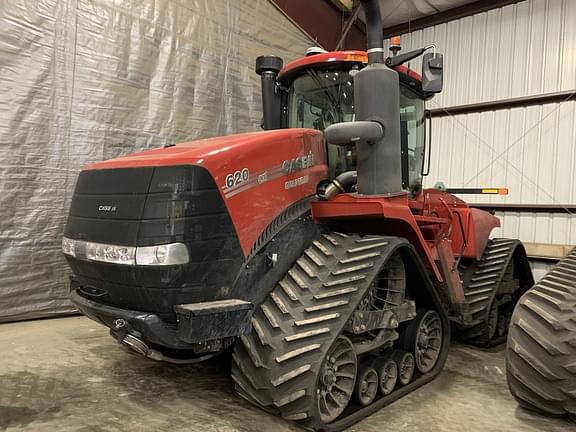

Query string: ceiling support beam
[429,89,576,118]
[382,0,526,38]
[329,0,354,12]
[269,0,366,51]
[335,3,362,50]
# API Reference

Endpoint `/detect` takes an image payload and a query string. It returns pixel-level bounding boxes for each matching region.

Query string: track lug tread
[477,259,506,268]
[346,242,389,254]
[294,313,341,326]
[276,344,322,363]
[252,317,272,347]
[284,412,309,421]
[261,304,281,329]
[456,238,532,345]
[288,269,309,290]
[313,287,358,299]
[507,246,576,418]
[322,234,341,246]
[240,335,266,369]
[279,280,299,302]
[304,249,325,267]
[322,275,366,287]
[312,240,332,256]
[332,262,374,275]
[285,327,331,342]
[274,390,307,408]
[296,258,317,279]
[271,365,312,387]
[304,300,349,313]
[270,292,290,315]
[231,232,425,429]
[339,252,380,264]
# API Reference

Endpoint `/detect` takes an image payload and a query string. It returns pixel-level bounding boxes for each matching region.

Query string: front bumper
[70,289,253,351]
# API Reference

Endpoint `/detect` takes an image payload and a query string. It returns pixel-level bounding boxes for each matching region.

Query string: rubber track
[456,238,524,345]
[231,233,407,430]
[507,247,576,420]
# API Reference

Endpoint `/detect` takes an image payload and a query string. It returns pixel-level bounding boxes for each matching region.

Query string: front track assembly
[231,232,450,431]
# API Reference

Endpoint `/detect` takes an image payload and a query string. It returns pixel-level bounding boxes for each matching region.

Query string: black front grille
[64,165,245,318]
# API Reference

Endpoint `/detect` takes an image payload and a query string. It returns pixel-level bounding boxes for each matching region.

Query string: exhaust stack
[325,0,402,195]
[354,0,402,195]
[362,0,385,64]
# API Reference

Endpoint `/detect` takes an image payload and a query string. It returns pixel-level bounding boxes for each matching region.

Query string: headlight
[135,243,189,265]
[86,242,135,265]
[62,237,76,257]
[62,237,189,266]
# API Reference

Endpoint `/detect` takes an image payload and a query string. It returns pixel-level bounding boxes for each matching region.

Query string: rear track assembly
[456,238,533,346]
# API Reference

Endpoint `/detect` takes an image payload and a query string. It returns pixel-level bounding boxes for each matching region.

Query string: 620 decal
[225,168,250,189]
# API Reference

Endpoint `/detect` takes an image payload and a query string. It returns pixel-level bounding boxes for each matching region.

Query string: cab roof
[277,50,423,90]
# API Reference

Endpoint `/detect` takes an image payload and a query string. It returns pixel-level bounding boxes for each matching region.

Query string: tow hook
[114,318,126,330]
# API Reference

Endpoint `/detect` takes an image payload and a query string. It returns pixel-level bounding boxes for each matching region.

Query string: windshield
[287,69,425,191]
[400,86,425,192]
[288,70,354,130]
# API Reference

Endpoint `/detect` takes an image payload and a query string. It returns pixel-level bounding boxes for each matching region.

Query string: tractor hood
[74,128,329,257]
[84,129,323,172]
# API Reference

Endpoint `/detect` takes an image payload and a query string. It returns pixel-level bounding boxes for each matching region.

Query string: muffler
[120,332,215,364]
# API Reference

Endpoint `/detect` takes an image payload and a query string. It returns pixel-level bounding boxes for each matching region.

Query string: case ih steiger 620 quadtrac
[62,1,534,429]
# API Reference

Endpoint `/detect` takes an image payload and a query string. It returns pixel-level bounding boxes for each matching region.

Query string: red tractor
[62,1,533,429]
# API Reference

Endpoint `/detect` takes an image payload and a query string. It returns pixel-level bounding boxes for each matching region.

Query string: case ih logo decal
[98,205,117,212]
[282,152,314,174]
[222,152,315,199]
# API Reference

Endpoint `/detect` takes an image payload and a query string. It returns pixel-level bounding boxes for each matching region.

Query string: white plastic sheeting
[386,0,576,245]
[0,0,312,322]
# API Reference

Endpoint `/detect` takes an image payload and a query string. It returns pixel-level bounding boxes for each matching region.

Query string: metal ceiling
[270,0,525,51]
[366,0,485,27]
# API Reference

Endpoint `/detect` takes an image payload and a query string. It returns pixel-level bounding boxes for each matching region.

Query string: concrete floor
[0,317,574,432]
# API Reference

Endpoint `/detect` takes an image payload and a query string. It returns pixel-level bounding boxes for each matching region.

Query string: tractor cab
[257,48,442,196]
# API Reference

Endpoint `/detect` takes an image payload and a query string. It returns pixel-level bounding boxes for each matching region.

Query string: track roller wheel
[375,358,398,396]
[391,350,415,386]
[400,309,442,374]
[354,365,379,406]
[318,336,357,423]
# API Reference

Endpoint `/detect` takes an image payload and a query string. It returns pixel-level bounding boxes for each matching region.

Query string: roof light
[390,35,402,55]
[306,46,328,56]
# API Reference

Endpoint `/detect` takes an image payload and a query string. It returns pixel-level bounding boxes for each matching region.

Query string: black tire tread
[506,247,576,419]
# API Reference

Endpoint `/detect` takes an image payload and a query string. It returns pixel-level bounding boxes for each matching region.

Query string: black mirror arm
[386,45,439,68]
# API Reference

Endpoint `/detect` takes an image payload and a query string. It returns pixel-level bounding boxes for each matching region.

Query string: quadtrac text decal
[222,152,315,199]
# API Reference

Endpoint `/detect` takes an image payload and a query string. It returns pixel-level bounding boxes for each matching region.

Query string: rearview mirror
[422,52,443,94]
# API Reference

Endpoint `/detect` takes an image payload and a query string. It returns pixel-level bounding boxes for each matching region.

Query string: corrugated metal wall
[387,0,576,245]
